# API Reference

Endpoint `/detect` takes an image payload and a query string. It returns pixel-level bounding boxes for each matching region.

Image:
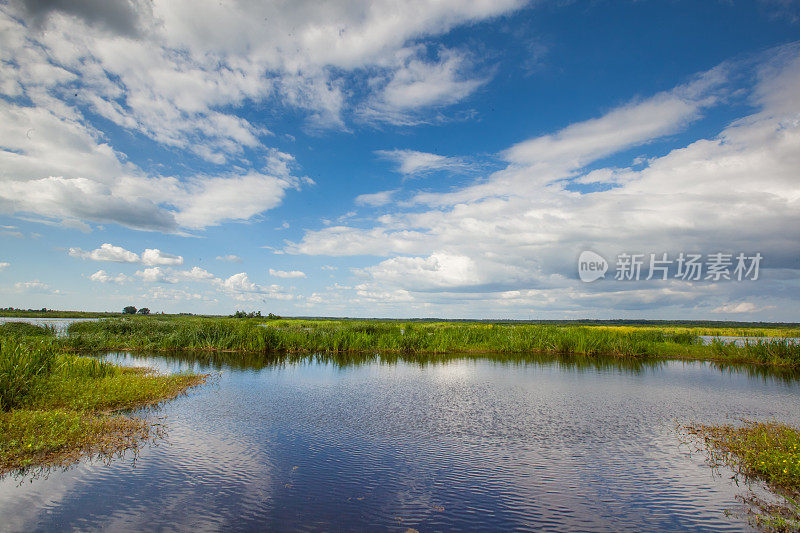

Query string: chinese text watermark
[578,251,762,283]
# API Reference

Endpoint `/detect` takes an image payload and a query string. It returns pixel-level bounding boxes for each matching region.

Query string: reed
[59,316,800,367]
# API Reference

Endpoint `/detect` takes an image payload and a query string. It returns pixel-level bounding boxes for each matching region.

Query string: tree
[137,307,150,315]
[123,306,137,314]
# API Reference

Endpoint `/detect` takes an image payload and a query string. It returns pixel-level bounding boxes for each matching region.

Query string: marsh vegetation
[58,316,800,367]
[0,323,205,475]
[686,421,800,531]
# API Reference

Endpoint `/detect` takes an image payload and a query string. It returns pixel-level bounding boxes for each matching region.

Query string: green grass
[686,421,800,531]
[60,316,800,367]
[0,337,206,476]
[0,322,57,337]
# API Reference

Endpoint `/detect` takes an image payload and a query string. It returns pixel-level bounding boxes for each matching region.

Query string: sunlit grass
[0,336,206,476]
[685,421,800,531]
[61,316,800,367]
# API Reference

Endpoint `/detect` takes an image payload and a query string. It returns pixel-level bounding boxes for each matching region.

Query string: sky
[1,0,799,320]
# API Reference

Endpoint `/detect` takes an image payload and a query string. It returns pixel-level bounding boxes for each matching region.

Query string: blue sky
[1,0,799,319]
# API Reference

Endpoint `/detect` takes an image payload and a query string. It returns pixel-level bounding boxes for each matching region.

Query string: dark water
[2,353,799,532]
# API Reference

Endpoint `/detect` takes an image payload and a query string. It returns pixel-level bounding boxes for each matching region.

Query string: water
[0,316,98,335]
[2,352,799,532]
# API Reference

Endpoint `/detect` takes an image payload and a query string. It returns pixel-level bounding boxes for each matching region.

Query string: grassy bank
[60,316,800,367]
[0,332,205,476]
[686,421,800,531]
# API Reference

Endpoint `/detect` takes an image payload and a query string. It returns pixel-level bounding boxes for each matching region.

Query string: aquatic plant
[685,421,800,531]
[57,317,800,367]
[0,337,206,476]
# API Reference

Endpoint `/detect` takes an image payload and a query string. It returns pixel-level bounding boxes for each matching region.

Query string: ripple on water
[1,354,795,531]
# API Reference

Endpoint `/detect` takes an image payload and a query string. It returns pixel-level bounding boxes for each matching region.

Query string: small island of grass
[0,328,206,476]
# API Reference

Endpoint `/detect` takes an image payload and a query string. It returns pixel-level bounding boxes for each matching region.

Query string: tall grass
[0,340,56,411]
[66,317,683,356]
[0,334,206,475]
[61,316,800,367]
[710,338,800,366]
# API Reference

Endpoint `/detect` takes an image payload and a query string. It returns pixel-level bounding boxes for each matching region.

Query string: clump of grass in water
[685,421,800,531]
[711,339,800,366]
[0,338,206,476]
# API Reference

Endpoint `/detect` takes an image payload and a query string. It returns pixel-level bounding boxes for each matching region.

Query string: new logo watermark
[578,251,608,282]
[578,251,762,283]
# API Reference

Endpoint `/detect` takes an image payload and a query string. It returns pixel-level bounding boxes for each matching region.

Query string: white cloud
[0,223,23,238]
[0,0,525,232]
[168,170,305,229]
[69,243,185,266]
[69,243,140,263]
[286,48,800,317]
[362,48,487,124]
[355,189,398,207]
[360,252,482,290]
[89,269,130,283]
[141,287,212,302]
[0,0,523,157]
[14,279,51,291]
[135,267,174,284]
[142,248,184,266]
[215,272,295,301]
[712,302,762,314]
[216,254,243,263]
[375,149,474,176]
[269,269,307,279]
[0,262,9,271]
[177,266,214,281]
[134,266,213,283]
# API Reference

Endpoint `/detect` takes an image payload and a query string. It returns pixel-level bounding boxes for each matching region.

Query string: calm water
[0,316,97,334]
[2,352,799,532]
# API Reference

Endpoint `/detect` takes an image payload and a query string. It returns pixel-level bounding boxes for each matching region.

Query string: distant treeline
[1,308,797,328]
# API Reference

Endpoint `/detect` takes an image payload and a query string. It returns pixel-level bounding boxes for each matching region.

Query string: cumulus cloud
[134,266,213,283]
[134,266,173,284]
[89,269,130,283]
[216,272,295,301]
[286,46,800,317]
[141,248,183,266]
[69,243,184,265]
[1,0,522,232]
[216,254,243,263]
[69,243,139,263]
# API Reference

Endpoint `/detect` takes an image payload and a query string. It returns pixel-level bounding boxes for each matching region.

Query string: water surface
[1,352,798,532]
[0,316,98,334]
